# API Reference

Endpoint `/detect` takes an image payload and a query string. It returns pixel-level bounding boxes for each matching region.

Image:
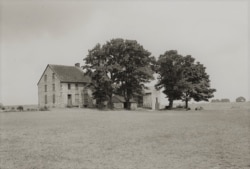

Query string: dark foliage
[83,38,155,109]
[39,106,49,111]
[155,50,216,108]
[17,106,24,111]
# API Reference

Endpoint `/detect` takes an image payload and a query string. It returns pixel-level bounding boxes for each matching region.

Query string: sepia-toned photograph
[0,0,249,168]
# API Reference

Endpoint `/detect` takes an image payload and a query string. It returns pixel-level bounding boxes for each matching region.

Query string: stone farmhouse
[37,63,93,108]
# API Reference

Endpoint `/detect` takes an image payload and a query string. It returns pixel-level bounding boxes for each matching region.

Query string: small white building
[143,86,162,110]
[142,85,174,110]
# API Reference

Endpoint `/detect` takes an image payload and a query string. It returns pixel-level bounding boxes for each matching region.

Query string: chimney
[75,63,80,67]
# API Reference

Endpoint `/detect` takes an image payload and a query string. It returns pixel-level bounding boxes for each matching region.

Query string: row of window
[44,84,79,92]
[68,84,78,90]
[45,94,56,104]
[44,94,80,105]
[44,73,55,82]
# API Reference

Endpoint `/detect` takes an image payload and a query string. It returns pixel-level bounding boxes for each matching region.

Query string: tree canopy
[83,38,155,109]
[155,50,216,109]
[155,50,184,108]
[236,96,246,102]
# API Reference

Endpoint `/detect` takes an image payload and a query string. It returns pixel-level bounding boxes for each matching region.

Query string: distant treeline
[211,97,246,103]
[211,99,230,103]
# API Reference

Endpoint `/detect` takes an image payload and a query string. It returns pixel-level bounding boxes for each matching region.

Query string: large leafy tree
[83,44,116,109]
[155,50,216,109]
[84,38,155,109]
[109,39,155,109]
[180,56,216,108]
[155,50,184,108]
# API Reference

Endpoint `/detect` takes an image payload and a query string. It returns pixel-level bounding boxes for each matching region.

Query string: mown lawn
[1,106,250,169]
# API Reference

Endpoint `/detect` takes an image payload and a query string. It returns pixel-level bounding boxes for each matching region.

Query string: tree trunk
[184,93,189,109]
[108,95,113,109]
[168,99,173,109]
[125,100,131,110]
[185,98,188,109]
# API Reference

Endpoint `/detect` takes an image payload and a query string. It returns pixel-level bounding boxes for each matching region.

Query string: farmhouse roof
[37,64,90,84]
[49,64,90,83]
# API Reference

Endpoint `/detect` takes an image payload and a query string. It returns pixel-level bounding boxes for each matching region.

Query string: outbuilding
[112,95,137,110]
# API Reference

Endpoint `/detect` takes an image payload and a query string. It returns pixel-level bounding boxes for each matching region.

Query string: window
[45,85,47,92]
[44,75,47,82]
[68,84,71,90]
[45,95,47,104]
[53,94,55,104]
[75,94,79,105]
[75,84,78,90]
[52,73,55,80]
[52,84,55,91]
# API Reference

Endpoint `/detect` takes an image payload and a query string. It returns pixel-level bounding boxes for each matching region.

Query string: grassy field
[1,103,250,169]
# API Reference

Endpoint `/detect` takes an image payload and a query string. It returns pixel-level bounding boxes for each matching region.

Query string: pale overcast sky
[0,0,249,105]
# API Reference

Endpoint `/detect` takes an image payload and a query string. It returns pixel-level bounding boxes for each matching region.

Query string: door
[67,94,72,107]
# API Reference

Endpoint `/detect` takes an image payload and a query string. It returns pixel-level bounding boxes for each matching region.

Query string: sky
[0,0,249,105]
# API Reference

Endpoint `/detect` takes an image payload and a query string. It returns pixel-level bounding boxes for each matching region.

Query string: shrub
[96,103,106,109]
[17,106,24,111]
[176,104,183,108]
[221,98,230,102]
[39,106,49,111]
[165,106,171,109]
[195,106,204,111]
[236,96,246,102]
[211,99,220,103]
